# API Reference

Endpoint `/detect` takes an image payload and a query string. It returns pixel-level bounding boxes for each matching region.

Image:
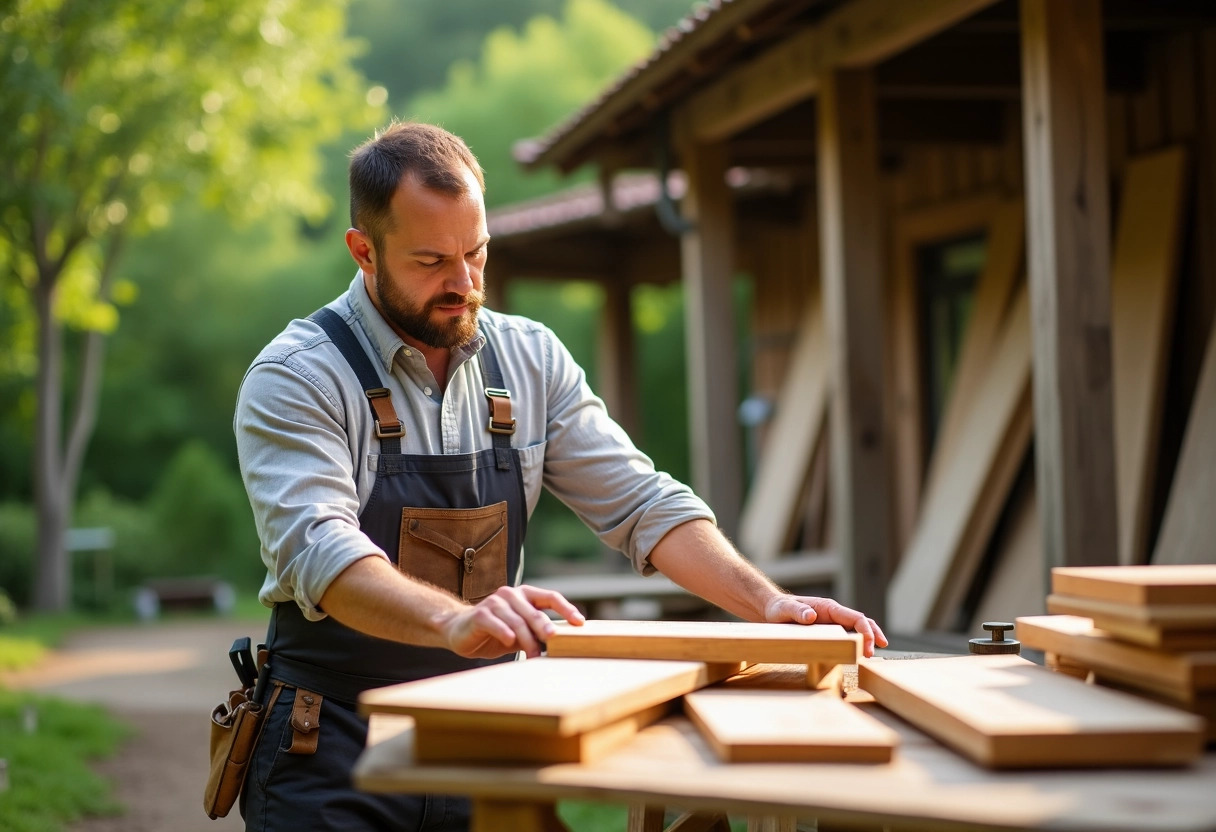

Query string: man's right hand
[439,584,585,659]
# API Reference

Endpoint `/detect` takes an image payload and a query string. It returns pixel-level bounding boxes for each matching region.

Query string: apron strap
[476,334,515,470]
[308,308,402,454]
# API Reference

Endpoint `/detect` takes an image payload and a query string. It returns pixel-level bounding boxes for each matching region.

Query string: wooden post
[817,68,891,617]
[597,276,640,438]
[1020,0,1118,569]
[680,140,743,537]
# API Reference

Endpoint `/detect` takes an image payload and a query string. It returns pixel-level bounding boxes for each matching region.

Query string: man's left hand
[764,596,888,658]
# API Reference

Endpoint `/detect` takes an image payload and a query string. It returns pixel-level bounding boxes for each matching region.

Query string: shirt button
[404,349,412,356]
[423,386,433,396]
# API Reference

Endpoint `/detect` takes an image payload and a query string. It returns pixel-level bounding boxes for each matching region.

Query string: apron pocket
[398,501,508,602]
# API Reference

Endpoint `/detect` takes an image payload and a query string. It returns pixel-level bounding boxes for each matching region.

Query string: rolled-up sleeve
[235,356,385,619]
[536,329,715,574]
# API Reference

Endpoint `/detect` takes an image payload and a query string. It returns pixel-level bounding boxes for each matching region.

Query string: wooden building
[486,0,1216,634]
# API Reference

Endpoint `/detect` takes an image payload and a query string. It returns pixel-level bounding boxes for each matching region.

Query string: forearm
[318,554,467,648]
[646,518,784,622]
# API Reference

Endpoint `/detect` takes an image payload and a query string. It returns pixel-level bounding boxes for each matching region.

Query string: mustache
[429,290,484,309]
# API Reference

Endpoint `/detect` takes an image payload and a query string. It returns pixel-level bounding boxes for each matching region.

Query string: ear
[345,228,375,274]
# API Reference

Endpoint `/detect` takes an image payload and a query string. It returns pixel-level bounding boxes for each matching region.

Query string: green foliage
[0,0,382,331]
[349,0,695,104]
[0,502,36,607]
[0,691,129,831]
[408,0,656,207]
[146,440,261,587]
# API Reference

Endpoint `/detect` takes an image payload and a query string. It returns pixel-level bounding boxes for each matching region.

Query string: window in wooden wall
[916,234,987,456]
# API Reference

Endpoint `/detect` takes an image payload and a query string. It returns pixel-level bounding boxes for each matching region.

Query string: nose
[445,259,476,296]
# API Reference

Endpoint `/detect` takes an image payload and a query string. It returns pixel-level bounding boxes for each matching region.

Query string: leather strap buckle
[484,387,516,435]
[366,387,405,439]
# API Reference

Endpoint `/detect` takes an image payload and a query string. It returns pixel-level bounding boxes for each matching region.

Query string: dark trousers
[242,687,471,831]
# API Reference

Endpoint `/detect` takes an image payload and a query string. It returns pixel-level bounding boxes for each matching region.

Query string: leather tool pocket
[399,501,508,602]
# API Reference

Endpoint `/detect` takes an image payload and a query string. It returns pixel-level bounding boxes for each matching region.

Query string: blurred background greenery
[0,0,709,616]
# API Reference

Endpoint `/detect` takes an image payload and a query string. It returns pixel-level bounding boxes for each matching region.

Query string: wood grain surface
[543,620,861,665]
[358,657,741,735]
[1051,565,1216,606]
[683,688,897,763]
[858,653,1205,768]
[1015,614,1216,692]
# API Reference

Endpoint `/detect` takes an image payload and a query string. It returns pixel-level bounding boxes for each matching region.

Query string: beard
[372,255,484,349]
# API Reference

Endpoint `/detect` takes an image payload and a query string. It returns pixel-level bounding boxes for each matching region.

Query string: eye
[418,258,442,268]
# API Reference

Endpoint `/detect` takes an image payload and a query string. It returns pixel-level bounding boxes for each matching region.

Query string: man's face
[366,168,488,351]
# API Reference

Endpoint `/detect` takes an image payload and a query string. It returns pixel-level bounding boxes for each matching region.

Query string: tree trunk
[32,268,69,611]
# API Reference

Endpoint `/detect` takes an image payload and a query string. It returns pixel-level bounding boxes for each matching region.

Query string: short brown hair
[348,121,485,250]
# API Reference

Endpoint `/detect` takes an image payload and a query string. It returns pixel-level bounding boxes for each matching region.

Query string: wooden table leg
[747,817,798,832]
[471,798,569,832]
[628,804,667,832]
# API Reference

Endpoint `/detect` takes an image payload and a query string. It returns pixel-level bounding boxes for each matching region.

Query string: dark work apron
[242,308,527,832]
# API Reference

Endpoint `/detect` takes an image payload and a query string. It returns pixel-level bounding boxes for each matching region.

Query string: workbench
[353,662,1216,832]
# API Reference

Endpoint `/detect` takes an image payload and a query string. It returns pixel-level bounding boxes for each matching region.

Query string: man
[233,121,886,831]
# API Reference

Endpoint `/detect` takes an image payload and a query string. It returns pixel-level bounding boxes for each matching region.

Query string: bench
[134,577,235,621]
[530,550,838,619]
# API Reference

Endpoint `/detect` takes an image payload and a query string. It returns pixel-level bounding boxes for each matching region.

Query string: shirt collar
[348,271,487,373]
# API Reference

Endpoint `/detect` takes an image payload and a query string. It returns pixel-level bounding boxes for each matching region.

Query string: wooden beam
[597,277,640,438]
[681,25,822,144]
[680,0,1002,142]
[679,140,744,536]
[817,68,891,617]
[823,0,1003,69]
[1020,0,1118,569]
[1111,147,1189,565]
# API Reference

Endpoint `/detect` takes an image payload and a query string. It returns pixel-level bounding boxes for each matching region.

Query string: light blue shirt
[234,274,714,620]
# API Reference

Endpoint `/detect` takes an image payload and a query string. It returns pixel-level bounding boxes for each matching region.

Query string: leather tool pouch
[204,679,282,819]
[399,501,509,602]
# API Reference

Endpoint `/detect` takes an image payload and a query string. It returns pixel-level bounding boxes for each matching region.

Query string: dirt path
[1,617,268,831]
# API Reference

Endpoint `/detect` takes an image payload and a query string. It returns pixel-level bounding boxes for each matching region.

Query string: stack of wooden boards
[358,620,901,766]
[1016,564,1216,742]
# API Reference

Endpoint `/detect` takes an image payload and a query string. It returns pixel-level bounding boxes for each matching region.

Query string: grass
[0,689,130,832]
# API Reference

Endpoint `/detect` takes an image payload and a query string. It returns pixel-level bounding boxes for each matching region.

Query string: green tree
[0,0,383,611]
[407,0,656,207]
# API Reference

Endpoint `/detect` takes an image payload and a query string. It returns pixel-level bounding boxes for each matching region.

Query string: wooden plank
[818,67,891,617]
[969,480,1045,633]
[738,286,829,562]
[1112,146,1190,565]
[1154,317,1216,566]
[1020,0,1119,570]
[544,620,860,666]
[358,657,740,736]
[1044,593,1216,627]
[921,200,1025,515]
[683,688,897,763]
[680,139,743,537]
[1093,677,1216,742]
[887,194,1007,551]
[887,288,1031,632]
[1051,565,1216,606]
[1015,614,1216,692]
[858,653,1205,768]
[415,702,670,765]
